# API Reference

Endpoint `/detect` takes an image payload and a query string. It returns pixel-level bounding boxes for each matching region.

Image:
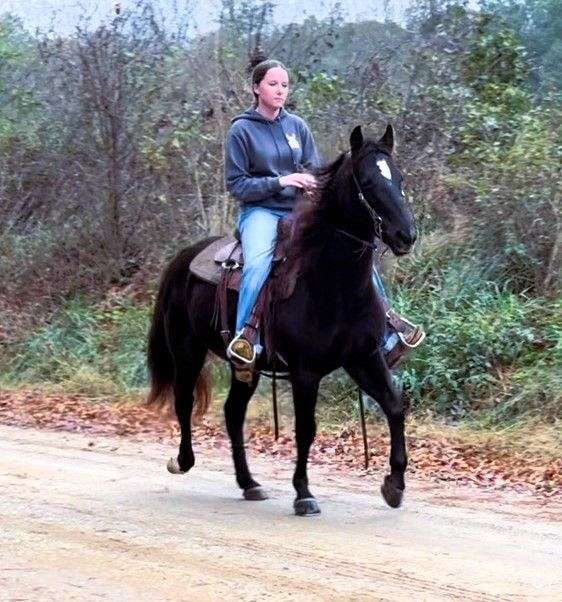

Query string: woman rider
[224,59,423,372]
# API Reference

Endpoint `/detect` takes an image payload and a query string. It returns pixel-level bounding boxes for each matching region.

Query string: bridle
[334,151,384,250]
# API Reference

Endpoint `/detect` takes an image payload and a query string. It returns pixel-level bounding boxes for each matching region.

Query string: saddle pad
[190,236,242,290]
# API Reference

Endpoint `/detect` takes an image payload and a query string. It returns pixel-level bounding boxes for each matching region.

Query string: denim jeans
[372,259,399,352]
[236,206,290,332]
[236,205,393,346]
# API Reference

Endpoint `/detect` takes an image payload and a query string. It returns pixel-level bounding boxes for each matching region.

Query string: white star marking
[376,158,392,180]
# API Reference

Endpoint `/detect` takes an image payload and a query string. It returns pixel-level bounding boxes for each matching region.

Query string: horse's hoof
[243,486,268,501]
[294,497,321,516]
[167,457,187,474]
[381,474,404,508]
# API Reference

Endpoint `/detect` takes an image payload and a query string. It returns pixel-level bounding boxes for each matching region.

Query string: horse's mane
[287,151,349,263]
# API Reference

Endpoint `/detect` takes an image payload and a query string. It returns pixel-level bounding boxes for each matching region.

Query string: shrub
[1,298,150,394]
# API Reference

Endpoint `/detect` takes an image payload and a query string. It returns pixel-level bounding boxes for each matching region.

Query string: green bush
[1,298,150,395]
[388,240,561,422]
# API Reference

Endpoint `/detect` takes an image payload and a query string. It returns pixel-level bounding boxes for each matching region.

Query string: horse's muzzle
[385,228,417,256]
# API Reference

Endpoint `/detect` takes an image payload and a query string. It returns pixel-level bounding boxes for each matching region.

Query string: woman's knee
[242,254,273,282]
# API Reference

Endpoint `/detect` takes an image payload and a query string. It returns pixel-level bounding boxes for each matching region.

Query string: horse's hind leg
[345,349,407,508]
[224,371,268,500]
[224,373,266,499]
[167,339,207,474]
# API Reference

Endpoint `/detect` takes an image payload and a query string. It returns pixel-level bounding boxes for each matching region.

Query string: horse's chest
[276,286,382,367]
[279,312,380,368]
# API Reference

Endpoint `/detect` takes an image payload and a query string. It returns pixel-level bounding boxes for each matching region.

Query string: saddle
[189,215,298,295]
[189,215,301,348]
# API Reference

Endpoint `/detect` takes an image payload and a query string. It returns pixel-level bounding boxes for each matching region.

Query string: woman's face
[254,67,289,110]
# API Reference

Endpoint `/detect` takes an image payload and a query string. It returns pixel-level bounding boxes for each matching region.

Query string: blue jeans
[235,205,393,346]
[236,206,290,333]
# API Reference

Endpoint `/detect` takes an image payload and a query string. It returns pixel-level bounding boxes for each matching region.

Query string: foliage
[0,15,40,143]
[478,0,562,91]
[391,243,561,421]
[0,0,560,424]
[0,299,150,395]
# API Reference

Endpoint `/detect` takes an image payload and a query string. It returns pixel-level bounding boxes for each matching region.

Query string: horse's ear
[350,125,363,151]
[378,124,394,153]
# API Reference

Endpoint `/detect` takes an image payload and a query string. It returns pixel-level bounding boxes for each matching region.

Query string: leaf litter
[0,389,559,498]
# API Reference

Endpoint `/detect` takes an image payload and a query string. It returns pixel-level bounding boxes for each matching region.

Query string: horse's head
[349,124,416,256]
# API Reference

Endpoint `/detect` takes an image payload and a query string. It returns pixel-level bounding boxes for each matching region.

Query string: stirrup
[385,325,426,370]
[397,323,426,349]
[384,310,425,370]
[227,333,257,366]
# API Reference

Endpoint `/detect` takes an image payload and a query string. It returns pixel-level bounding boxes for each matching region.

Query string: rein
[343,152,388,469]
[334,227,377,251]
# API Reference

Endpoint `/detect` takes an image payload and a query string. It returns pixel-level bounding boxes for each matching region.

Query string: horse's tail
[146,240,217,417]
[192,364,212,420]
[146,265,177,409]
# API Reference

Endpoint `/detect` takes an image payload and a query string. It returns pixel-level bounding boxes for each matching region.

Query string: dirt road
[1,424,561,601]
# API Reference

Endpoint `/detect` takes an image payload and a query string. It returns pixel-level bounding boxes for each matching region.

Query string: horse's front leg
[291,370,321,516]
[345,348,408,508]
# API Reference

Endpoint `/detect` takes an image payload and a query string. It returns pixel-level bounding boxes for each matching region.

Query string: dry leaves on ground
[0,389,560,498]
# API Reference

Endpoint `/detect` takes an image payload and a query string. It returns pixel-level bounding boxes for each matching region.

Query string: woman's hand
[279,173,318,190]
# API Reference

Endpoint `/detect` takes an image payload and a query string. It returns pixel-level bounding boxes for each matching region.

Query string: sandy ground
[1,423,561,601]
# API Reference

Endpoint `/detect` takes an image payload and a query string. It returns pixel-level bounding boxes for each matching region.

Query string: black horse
[147,124,417,515]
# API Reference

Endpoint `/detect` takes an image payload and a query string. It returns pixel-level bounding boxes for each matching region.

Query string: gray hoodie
[224,106,320,210]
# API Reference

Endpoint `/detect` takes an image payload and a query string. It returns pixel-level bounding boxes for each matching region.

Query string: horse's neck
[317,184,375,286]
[299,225,375,303]
[313,229,373,286]
[291,165,377,300]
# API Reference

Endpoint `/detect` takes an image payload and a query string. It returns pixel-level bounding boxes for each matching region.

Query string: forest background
[0,0,560,430]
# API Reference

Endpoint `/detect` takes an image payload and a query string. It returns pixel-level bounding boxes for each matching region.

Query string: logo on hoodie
[285,133,300,150]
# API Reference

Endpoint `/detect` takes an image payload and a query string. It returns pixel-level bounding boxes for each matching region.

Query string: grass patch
[1,246,560,429]
[0,298,150,395]
[391,262,561,422]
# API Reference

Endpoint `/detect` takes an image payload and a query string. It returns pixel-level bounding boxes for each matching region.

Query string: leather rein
[336,152,388,470]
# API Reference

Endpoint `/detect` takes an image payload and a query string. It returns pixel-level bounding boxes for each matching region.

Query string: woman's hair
[250,59,288,107]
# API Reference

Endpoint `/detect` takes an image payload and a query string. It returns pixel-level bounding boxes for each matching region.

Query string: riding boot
[228,331,257,384]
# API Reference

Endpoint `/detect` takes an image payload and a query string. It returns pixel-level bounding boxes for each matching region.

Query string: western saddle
[189,216,299,350]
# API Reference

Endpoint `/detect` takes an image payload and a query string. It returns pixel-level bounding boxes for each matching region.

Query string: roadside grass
[1,249,559,427]
[402,416,562,462]
[1,385,560,499]
[0,298,150,399]
[384,237,561,423]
